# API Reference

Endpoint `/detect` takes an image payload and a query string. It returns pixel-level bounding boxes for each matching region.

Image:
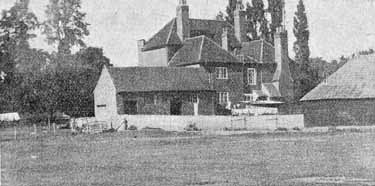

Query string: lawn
[1,128,375,186]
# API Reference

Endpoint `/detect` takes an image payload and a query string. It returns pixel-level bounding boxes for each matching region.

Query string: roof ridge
[189,18,226,22]
[146,18,175,42]
[198,36,205,62]
[201,36,239,62]
[185,35,206,41]
[166,19,176,44]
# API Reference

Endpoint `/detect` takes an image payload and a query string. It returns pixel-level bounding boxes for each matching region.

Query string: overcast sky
[1,0,375,66]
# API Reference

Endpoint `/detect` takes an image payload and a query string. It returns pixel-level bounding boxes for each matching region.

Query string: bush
[275,127,288,132]
[128,125,138,131]
[292,127,301,131]
[184,123,201,132]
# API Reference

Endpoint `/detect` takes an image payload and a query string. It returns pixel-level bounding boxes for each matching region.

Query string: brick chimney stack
[234,0,247,43]
[273,26,294,102]
[221,27,229,51]
[137,39,145,66]
[176,0,190,41]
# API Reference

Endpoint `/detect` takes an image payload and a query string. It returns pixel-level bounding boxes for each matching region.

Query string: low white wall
[103,114,304,131]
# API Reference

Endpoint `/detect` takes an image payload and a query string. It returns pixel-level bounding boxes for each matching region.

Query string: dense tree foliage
[0,0,39,113]
[43,0,89,55]
[0,0,111,122]
[292,0,312,99]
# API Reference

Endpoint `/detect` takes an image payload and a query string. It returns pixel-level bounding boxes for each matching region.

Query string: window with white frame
[218,92,229,104]
[216,67,228,79]
[248,68,257,85]
[189,94,198,103]
[244,94,255,102]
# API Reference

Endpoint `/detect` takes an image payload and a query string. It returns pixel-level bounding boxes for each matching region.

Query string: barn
[94,66,215,121]
[301,55,375,127]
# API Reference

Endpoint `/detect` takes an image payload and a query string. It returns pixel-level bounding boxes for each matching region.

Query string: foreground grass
[2,129,375,186]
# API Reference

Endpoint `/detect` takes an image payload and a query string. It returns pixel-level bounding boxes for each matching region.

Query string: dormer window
[216,67,228,79]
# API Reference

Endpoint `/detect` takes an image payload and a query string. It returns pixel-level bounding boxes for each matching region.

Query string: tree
[43,0,89,55]
[0,0,39,113]
[293,0,310,65]
[245,0,270,41]
[293,0,311,99]
[225,0,238,25]
[268,0,284,43]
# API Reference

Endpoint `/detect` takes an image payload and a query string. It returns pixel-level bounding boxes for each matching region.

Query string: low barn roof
[301,54,375,101]
[108,67,213,93]
[169,36,241,66]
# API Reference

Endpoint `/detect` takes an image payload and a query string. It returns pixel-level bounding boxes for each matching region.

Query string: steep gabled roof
[189,19,241,48]
[108,67,213,93]
[301,55,375,101]
[240,40,275,63]
[143,18,182,51]
[169,36,241,66]
[142,18,241,52]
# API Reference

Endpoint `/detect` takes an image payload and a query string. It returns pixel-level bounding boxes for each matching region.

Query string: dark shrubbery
[275,127,288,132]
[128,125,138,131]
[184,123,201,132]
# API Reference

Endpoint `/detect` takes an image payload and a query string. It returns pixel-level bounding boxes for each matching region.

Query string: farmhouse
[301,54,375,127]
[94,0,294,118]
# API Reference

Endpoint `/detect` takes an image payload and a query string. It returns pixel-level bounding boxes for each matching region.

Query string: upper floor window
[248,68,257,85]
[218,92,229,104]
[238,55,245,63]
[189,95,199,103]
[216,67,228,79]
[244,94,255,102]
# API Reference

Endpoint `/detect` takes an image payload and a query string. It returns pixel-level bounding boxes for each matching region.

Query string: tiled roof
[240,40,275,63]
[142,18,240,51]
[108,67,213,93]
[189,19,241,48]
[169,36,241,66]
[301,55,375,101]
[143,18,182,51]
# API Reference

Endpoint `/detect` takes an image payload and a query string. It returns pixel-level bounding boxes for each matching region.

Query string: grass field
[2,128,375,186]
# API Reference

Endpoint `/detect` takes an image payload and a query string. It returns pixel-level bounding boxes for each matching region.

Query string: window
[218,92,229,104]
[216,67,228,79]
[189,95,199,103]
[144,95,153,104]
[244,94,255,102]
[248,68,257,85]
[154,95,162,105]
[238,55,245,62]
[97,104,107,108]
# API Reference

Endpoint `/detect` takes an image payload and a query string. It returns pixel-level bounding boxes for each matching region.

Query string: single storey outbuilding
[94,66,215,121]
[301,55,375,127]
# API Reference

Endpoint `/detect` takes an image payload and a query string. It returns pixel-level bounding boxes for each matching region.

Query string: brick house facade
[137,0,293,111]
[94,0,294,118]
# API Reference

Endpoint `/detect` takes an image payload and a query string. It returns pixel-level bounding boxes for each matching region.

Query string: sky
[1,0,375,67]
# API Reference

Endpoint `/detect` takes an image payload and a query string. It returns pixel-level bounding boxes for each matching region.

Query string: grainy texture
[2,130,375,186]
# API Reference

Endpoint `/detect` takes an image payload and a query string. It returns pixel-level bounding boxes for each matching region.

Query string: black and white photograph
[1,0,375,185]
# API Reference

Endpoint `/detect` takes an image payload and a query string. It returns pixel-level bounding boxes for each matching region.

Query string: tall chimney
[137,39,145,66]
[221,27,229,51]
[234,0,246,43]
[273,27,294,101]
[176,0,190,41]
